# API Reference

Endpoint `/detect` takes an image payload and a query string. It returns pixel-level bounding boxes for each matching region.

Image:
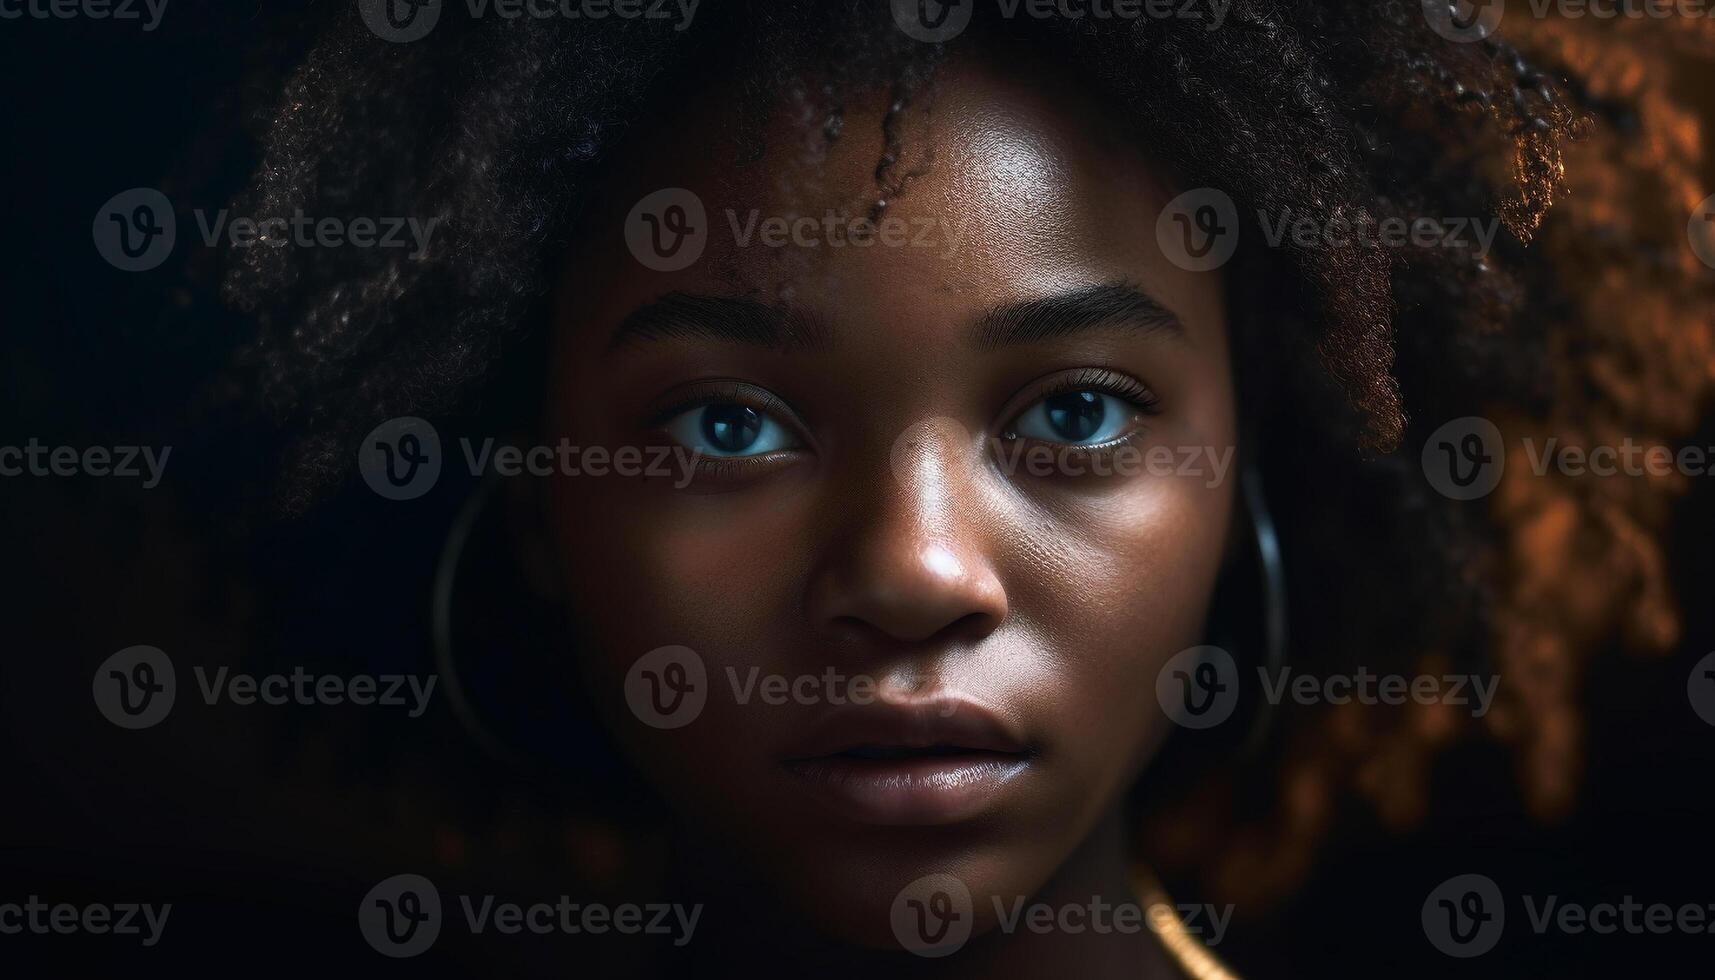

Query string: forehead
[564,48,1220,349]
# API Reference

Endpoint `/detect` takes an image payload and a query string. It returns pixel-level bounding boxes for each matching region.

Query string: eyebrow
[607,291,833,353]
[971,281,1184,350]
[606,281,1183,354]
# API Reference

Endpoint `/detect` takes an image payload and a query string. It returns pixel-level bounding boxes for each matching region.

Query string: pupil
[1046,391,1104,442]
[702,404,763,452]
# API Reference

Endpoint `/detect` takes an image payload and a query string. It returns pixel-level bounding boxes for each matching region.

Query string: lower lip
[782,753,1031,826]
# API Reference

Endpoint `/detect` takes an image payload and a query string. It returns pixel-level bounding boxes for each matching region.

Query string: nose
[806,421,1009,647]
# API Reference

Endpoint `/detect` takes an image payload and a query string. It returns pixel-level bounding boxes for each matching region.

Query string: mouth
[780,699,1035,826]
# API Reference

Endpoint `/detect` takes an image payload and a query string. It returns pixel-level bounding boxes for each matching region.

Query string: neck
[669,805,1185,979]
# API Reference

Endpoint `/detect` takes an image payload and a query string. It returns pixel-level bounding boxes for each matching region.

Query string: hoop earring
[1240,461,1289,755]
[431,473,532,769]
[434,463,1293,761]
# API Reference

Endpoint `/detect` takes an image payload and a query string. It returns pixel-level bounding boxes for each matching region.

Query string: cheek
[551,472,810,676]
[1005,476,1233,771]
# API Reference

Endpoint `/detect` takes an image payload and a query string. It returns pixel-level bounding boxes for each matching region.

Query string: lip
[781,698,1034,826]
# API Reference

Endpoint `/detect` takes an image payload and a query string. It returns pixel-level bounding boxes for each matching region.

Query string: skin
[543,47,1237,975]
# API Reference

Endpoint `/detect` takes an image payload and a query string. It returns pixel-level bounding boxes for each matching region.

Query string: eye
[662,402,801,457]
[1006,389,1136,446]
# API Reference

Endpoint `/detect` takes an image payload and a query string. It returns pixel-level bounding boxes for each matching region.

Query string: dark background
[3,4,1714,976]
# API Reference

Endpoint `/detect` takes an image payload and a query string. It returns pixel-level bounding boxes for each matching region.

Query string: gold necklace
[1131,868,1243,980]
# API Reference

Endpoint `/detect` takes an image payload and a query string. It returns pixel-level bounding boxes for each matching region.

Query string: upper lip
[782,696,1031,762]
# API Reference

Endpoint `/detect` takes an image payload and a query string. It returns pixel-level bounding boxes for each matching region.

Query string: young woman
[210,2,1713,974]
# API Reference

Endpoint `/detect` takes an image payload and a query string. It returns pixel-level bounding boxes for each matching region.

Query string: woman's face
[547,52,1236,946]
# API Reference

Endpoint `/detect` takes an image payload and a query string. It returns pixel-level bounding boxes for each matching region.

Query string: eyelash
[648,368,1164,486]
[647,380,805,486]
[1028,367,1163,418]
[647,380,792,429]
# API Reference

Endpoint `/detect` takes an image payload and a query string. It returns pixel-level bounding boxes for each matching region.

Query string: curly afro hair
[212,0,1715,910]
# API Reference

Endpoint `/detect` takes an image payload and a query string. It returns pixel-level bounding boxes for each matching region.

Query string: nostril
[825,607,1002,650]
[943,610,1001,644]
[827,615,891,648]
[805,509,1009,648]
